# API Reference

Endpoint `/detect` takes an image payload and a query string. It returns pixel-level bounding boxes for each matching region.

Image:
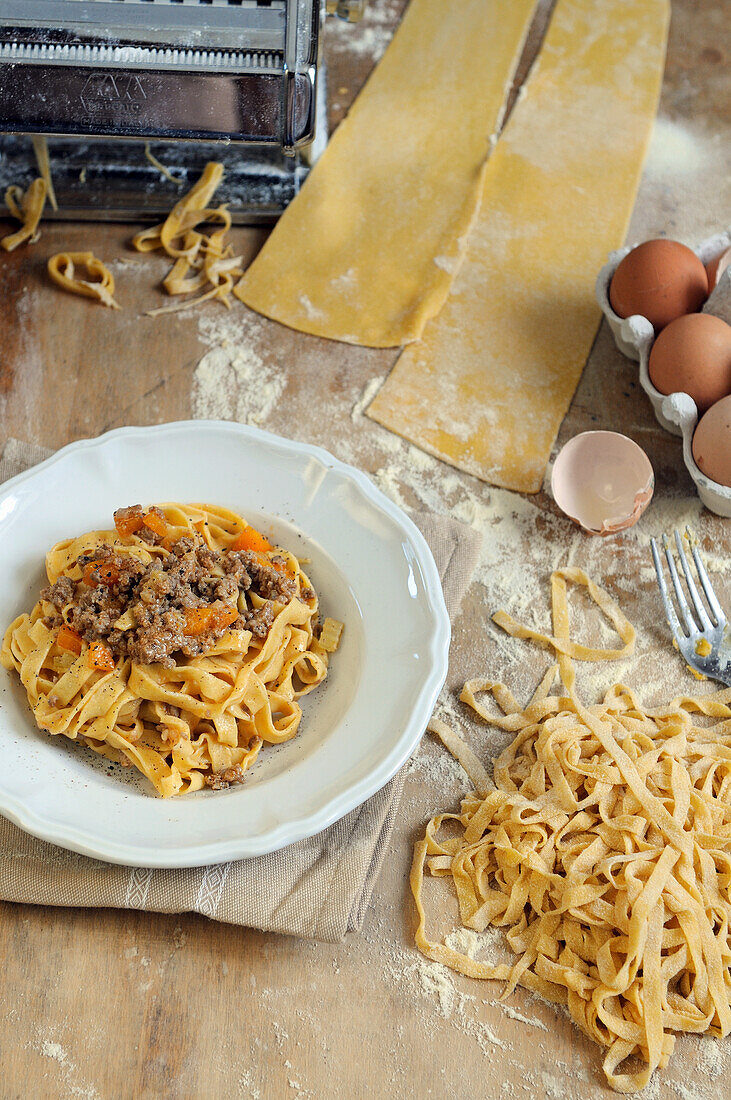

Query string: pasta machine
[0,0,366,222]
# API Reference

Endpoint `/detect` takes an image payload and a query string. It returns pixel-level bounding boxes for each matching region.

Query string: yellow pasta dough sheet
[235,0,537,347]
[368,0,670,492]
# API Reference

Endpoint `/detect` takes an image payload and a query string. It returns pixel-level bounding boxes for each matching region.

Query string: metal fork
[650,529,731,687]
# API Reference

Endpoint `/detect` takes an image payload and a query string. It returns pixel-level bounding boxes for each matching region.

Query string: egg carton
[595,227,731,516]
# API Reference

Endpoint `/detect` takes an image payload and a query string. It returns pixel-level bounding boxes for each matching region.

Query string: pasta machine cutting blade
[0,0,366,223]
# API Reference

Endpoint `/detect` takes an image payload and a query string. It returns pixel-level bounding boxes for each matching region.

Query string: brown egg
[706,245,731,290]
[609,239,708,330]
[693,395,731,487]
[648,313,731,412]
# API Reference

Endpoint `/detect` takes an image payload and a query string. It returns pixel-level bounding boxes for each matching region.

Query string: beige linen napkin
[0,439,481,942]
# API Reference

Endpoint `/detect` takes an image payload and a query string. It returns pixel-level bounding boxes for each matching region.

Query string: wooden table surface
[0,2,730,1097]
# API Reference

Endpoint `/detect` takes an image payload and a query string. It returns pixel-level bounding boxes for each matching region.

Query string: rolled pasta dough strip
[235,0,537,347]
[368,0,670,492]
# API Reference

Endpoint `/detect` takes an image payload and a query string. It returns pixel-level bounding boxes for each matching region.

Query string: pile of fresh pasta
[412,568,731,1093]
[4,159,242,314]
[130,161,245,315]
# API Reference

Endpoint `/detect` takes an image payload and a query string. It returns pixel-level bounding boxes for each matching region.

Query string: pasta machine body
[0,0,365,222]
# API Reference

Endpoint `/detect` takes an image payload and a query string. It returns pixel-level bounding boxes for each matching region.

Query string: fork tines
[650,528,726,639]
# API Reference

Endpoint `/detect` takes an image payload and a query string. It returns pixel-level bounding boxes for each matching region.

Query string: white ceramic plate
[0,421,450,866]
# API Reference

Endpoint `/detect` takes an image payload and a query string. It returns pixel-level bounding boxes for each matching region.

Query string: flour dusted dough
[234,0,537,347]
[368,0,670,492]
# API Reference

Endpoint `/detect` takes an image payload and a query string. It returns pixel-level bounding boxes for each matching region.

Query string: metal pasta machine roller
[0,0,365,223]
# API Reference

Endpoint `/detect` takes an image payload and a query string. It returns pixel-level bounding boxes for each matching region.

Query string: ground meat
[223,550,296,603]
[204,765,248,790]
[41,533,300,668]
[246,555,297,602]
[41,575,75,609]
[113,504,167,545]
[241,601,276,639]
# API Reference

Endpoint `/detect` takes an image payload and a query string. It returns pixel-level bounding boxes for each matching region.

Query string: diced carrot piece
[83,560,120,587]
[183,606,238,637]
[114,506,144,539]
[143,510,167,538]
[87,640,115,672]
[57,625,83,655]
[216,607,238,631]
[253,551,290,574]
[183,608,210,636]
[232,527,273,553]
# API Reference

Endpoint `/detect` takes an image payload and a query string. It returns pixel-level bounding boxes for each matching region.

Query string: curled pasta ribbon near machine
[47,251,120,309]
[1,177,47,252]
[412,568,731,1093]
[31,136,58,212]
[131,161,244,315]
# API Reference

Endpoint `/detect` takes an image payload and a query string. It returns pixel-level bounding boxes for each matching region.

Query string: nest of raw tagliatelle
[130,161,245,316]
[411,568,731,1093]
[30,160,245,314]
[9,160,247,314]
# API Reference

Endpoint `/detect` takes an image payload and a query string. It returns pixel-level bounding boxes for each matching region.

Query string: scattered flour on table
[645,118,709,178]
[238,1069,261,1099]
[378,911,522,1058]
[498,1004,548,1032]
[696,1037,727,1078]
[28,1028,102,1100]
[404,737,472,793]
[192,310,285,426]
[414,960,456,1018]
[41,1040,69,1064]
[324,0,401,62]
[402,953,509,1055]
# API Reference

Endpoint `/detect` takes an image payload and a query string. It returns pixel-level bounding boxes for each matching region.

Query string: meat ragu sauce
[41,505,303,668]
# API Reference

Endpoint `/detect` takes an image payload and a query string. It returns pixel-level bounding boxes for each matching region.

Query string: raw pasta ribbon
[1,177,47,252]
[48,251,120,309]
[131,162,244,315]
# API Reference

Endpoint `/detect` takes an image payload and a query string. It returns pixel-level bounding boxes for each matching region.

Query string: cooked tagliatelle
[1,504,341,798]
[412,568,731,1093]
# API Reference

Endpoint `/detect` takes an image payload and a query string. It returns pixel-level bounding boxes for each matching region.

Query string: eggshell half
[551,432,654,535]
[706,246,731,289]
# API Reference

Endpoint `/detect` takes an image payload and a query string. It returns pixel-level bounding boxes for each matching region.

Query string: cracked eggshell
[551,432,654,536]
[595,228,731,435]
[706,246,731,290]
